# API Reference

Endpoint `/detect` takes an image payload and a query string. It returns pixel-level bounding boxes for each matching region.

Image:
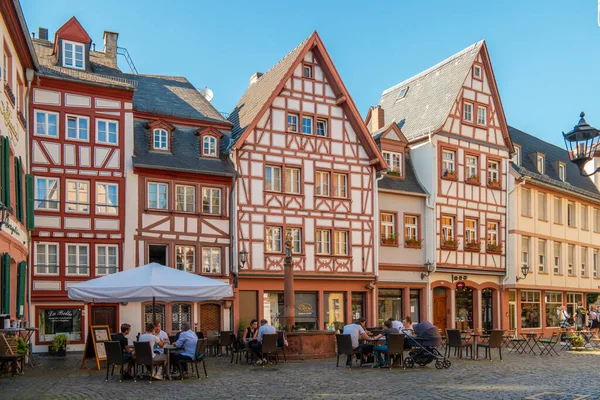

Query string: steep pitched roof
[53,16,92,51]
[509,126,600,202]
[227,31,386,170]
[378,153,427,195]
[372,121,408,143]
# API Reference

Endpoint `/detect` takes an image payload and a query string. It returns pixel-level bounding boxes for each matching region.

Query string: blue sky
[22,0,600,147]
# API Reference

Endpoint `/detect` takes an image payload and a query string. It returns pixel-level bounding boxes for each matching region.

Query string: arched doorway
[433,287,447,331]
[455,287,474,330]
[200,303,221,336]
[481,288,494,332]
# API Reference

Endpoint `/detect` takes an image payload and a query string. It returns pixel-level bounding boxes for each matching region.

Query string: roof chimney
[249,72,263,85]
[103,31,119,68]
[370,105,385,133]
[38,27,48,41]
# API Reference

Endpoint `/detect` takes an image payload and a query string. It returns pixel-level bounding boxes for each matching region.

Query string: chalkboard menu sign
[81,325,112,370]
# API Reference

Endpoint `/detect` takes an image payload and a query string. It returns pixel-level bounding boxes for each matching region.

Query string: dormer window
[383,151,403,176]
[62,40,85,70]
[303,64,313,79]
[153,129,168,150]
[396,87,409,101]
[203,136,217,157]
[537,155,545,174]
[473,65,482,79]
[558,163,566,182]
[513,146,521,166]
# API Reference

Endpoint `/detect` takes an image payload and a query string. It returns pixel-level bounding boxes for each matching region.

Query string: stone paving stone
[0,348,599,399]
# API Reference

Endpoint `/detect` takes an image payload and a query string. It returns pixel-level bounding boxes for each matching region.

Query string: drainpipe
[373,170,386,326]
[423,133,436,322]
[228,149,237,331]
[25,68,34,324]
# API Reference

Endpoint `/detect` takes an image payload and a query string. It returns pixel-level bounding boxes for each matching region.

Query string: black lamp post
[563,112,600,176]
[516,263,530,282]
[421,260,434,280]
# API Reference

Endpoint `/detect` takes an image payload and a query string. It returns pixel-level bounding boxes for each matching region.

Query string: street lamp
[0,201,9,229]
[563,112,600,176]
[516,263,530,282]
[239,249,248,269]
[421,260,434,280]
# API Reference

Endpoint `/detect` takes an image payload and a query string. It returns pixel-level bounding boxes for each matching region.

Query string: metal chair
[476,329,503,360]
[386,333,405,369]
[538,331,560,356]
[105,341,125,382]
[445,329,471,359]
[260,334,278,366]
[133,341,164,383]
[335,334,359,368]
[219,331,232,356]
[177,339,207,380]
[276,331,287,363]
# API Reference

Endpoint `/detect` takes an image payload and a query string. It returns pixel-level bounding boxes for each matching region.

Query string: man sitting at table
[171,322,198,378]
[138,322,166,380]
[112,323,135,377]
[342,318,373,368]
[389,317,404,331]
[153,321,170,354]
[251,319,276,365]
[373,319,400,367]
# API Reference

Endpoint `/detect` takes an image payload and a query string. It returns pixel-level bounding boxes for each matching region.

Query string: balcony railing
[4,83,15,106]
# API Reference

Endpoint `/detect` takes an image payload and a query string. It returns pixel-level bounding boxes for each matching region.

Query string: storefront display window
[295,292,318,330]
[566,293,583,321]
[410,289,420,323]
[38,308,82,342]
[324,292,345,332]
[545,292,562,327]
[455,287,474,330]
[352,293,365,321]
[378,289,402,324]
[521,291,541,328]
[263,292,284,329]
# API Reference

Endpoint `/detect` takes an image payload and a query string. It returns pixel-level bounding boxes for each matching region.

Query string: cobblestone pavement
[1,347,599,399]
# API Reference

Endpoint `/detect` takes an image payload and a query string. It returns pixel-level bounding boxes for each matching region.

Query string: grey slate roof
[377,41,483,141]
[509,126,600,202]
[132,119,236,176]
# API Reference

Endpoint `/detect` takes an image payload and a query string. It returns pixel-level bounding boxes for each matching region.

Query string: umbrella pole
[153,297,156,325]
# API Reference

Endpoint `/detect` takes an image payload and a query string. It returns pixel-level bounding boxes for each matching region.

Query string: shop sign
[452,275,468,282]
[47,309,75,323]
[297,303,312,314]
[456,282,465,290]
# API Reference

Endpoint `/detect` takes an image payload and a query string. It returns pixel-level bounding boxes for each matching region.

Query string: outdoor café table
[359,337,385,367]
[520,332,542,354]
[163,344,178,380]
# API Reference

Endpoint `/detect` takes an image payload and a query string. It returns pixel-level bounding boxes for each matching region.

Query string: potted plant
[443,169,456,179]
[387,170,401,177]
[16,337,29,357]
[465,240,481,251]
[381,232,398,245]
[570,334,585,351]
[50,334,69,356]
[487,243,503,254]
[405,238,423,248]
[441,239,459,249]
[466,174,479,184]
[488,178,500,187]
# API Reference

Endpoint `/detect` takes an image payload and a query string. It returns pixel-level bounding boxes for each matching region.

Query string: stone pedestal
[285,331,336,360]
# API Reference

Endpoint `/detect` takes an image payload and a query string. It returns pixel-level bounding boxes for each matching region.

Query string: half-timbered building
[228,32,386,330]
[372,41,513,332]
[29,18,135,351]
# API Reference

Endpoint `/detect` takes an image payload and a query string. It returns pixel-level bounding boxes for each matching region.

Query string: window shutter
[1,137,10,210]
[25,174,34,231]
[1,252,9,315]
[14,156,23,222]
[16,261,25,318]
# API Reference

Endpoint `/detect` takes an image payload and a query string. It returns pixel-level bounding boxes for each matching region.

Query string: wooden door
[200,304,221,336]
[433,294,447,332]
[91,305,118,334]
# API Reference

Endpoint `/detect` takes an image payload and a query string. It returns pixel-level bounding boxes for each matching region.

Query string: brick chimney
[103,31,119,67]
[249,72,263,85]
[38,27,48,41]
[370,105,385,133]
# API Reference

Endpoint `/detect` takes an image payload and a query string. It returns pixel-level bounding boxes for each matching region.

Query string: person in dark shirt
[373,320,399,367]
[112,323,134,376]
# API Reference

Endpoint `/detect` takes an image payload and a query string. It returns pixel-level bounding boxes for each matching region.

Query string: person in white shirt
[252,319,277,365]
[138,322,166,379]
[153,321,170,354]
[389,318,404,331]
[342,318,373,368]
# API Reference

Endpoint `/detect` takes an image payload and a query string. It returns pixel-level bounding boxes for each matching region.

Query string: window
[315,171,330,196]
[442,150,455,176]
[488,160,499,184]
[35,177,59,210]
[148,182,168,209]
[66,115,88,141]
[316,119,328,137]
[303,64,313,78]
[553,242,562,274]
[333,231,349,256]
[35,111,58,137]
[201,247,221,274]
[581,205,589,230]
[171,303,192,333]
[38,308,82,343]
[567,244,575,276]
[144,304,165,328]
[316,229,331,255]
[466,155,478,180]
[66,244,89,276]
[536,155,544,174]
[463,102,473,122]
[287,114,298,132]
[536,192,547,221]
[96,245,118,275]
[96,119,118,145]
[396,87,408,100]
[594,208,600,232]
[520,291,541,328]
[96,183,118,214]
[302,116,313,135]
[176,185,195,212]
[487,221,499,248]
[554,197,563,224]
[153,129,168,150]
[62,40,84,69]
[35,243,59,275]
[333,173,347,198]
[465,219,477,244]
[473,65,482,79]
[176,246,195,272]
[538,239,546,273]
[66,180,89,213]
[521,236,530,266]
[567,293,584,320]
[545,292,563,328]
[405,215,419,242]
[383,152,403,175]
[284,167,301,194]
[594,249,599,278]
[567,201,576,227]
[558,163,566,182]
[477,106,487,125]
[202,136,217,157]
[513,146,521,166]
[286,227,302,253]
[202,187,221,214]
[521,188,532,217]
[441,216,454,243]
[581,247,588,277]
[380,213,395,240]
[265,165,282,192]
[266,227,282,253]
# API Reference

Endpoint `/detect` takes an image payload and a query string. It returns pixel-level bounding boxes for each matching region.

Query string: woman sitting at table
[372,319,399,367]
[244,319,259,341]
[401,317,414,349]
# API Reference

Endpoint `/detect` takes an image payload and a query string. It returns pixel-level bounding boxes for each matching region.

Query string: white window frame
[148,182,168,210]
[567,201,576,227]
[381,213,395,240]
[286,227,302,254]
[315,171,330,196]
[473,65,482,79]
[487,221,499,247]
[558,163,566,182]
[521,188,532,217]
[581,205,589,230]
[465,218,477,244]
[477,106,487,125]
[266,227,282,253]
[538,239,546,273]
[553,242,562,274]
[35,110,59,137]
[554,197,563,224]
[66,244,89,276]
[175,185,195,212]
[521,236,530,267]
[153,129,168,150]
[202,247,221,274]
[65,114,89,141]
[265,165,282,192]
[316,229,331,255]
[466,155,478,180]
[96,244,118,276]
[442,216,454,243]
[65,179,89,213]
[595,208,600,232]
[284,167,301,194]
[176,245,195,273]
[303,64,313,78]
[202,136,217,157]
[302,116,313,135]
[202,187,221,215]
[593,249,599,278]
[333,231,349,256]
[567,244,575,276]
[405,215,418,242]
[34,242,59,276]
[463,102,473,122]
[537,192,548,221]
[96,182,118,215]
[96,119,118,145]
[383,151,403,175]
[62,40,85,70]
[488,160,499,184]
[35,177,60,211]
[333,173,347,198]
[581,247,588,277]
[512,146,521,166]
[442,150,455,176]
[287,113,298,132]
[536,155,545,174]
[316,118,328,137]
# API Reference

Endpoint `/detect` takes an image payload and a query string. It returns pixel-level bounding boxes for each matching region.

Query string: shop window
[566,293,583,321]
[38,308,82,342]
[324,292,345,332]
[520,291,541,328]
[351,293,365,321]
[410,289,420,323]
[378,289,402,323]
[263,292,284,329]
[545,292,563,328]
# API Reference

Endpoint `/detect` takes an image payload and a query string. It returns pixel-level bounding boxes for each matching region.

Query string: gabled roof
[0,1,38,70]
[227,31,386,170]
[53,16,92,53]
[509,126,600,202]
[378,153,428,196]
[372,121,408,144]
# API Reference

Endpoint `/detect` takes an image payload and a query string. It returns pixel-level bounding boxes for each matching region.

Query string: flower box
[387,170,401,177]
[381,237,398,246]
[441,239,459,250]
[487,179,500,188]
[466,175,480,185]
[486,243,503,254]
[443,170,456,180]
[464,241,481,252]
[405,238,423,249]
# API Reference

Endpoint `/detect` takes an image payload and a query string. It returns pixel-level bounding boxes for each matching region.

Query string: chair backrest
[387,333,405,355]
[336,334,353,354]
[207,330,219,345]
[196,331,204,339]
[195,338,206,358]
[133,341,153,366]
[488,330,504,347]
[229,333,239,350]
[219,331,233,346]
[446,329,462,346]
[237,330,245,341]
[262,334,277,353]
[370,329,382,336]
[277,331,285,348]
[168,335,177,344]
[105,341,123,365]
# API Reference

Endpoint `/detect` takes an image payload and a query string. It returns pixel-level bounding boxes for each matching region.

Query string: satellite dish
[199,87,214,102]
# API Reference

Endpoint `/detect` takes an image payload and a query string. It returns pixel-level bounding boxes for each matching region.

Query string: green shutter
[16,261,25,318]
[26,174,34,231]
[1,137,10,210]
[1,253,9,315]
[14,156,23,223]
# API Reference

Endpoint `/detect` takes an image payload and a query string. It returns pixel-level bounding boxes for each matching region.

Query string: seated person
[389,317,404,331]
[401,316,414,349]
[251,319,276,365]
[112,323,135,376]
[373,319,399,367]
[171,322,198,378]
[138,322,166,380]
[153,321,170,354]
[342,318,373,368]
[245,319,259,342]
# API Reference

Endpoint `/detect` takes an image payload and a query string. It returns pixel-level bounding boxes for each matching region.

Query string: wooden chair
[133,341,164,383]
[177,339,207,380]
[0,334,24,377]
[105,341,125,382]
[260,334,278,366]
[476,330,503,360]
[445,329,471,359]
[386,333,405,370]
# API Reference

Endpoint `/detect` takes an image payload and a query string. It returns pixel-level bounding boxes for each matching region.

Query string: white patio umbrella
[68,262,233,322]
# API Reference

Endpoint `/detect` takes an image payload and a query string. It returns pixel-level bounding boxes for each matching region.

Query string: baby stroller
[403,321,451,369]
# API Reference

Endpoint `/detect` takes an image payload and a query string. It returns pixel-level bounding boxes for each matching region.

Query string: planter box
[381,239,398,246]
[466,177,480,185]
[440,244,458,250]
[405,243,422,249]
[487,181,501,189]
[464,245,481,252]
